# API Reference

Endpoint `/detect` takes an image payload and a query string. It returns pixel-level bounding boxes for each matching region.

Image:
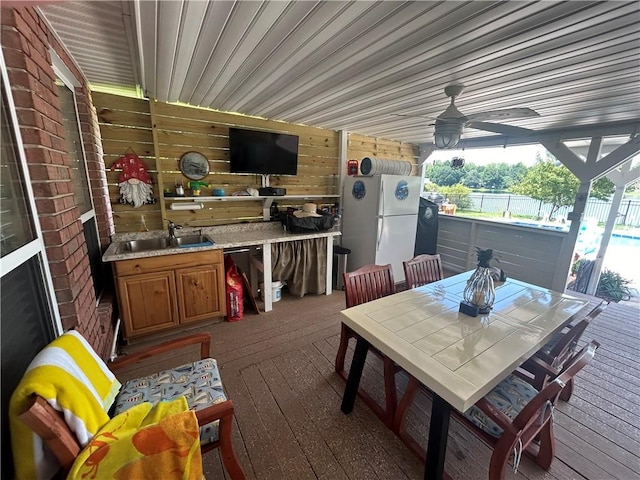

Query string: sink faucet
[167,220,182,240]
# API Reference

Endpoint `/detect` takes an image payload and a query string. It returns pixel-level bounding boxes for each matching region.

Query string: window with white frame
[0,53,59,479]
[51,51,105,299]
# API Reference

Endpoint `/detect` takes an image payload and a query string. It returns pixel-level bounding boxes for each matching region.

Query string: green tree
[481,164,507,190]
[424,160,465,186]
[423,180,439,193]
[512,161,614,220]
[505,162,528,188]
[439,183,473,209]
[463,170,483,188]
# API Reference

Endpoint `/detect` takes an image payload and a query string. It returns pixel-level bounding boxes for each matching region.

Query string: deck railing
[436,215,571,292]
[442,193,640,226]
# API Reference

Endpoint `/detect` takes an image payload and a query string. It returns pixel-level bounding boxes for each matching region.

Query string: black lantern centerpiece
[462,248,498,315]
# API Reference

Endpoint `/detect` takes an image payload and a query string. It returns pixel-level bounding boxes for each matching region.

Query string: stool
[333,246,351,290]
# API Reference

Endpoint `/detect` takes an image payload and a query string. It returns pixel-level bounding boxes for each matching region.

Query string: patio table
[340,271,589,479]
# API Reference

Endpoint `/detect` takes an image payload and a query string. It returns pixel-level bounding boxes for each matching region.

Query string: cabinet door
[117,271,178,338]
[176,264,225,323]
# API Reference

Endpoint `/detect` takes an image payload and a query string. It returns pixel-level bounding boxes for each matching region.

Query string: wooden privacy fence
[93,92,418,232]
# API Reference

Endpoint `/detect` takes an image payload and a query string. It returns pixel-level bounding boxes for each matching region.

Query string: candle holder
[462,247,498,314]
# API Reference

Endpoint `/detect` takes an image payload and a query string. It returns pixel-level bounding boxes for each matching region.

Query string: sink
[118,238,171,253]
[116,234,214,254]
[174,234,214,247]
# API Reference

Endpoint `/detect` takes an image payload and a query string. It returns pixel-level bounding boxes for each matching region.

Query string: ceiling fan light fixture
[434,121,463,149]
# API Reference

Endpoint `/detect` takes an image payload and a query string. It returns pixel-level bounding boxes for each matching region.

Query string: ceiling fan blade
[466,121,533,136]
[465,107,539,122]
[390,113,432,119]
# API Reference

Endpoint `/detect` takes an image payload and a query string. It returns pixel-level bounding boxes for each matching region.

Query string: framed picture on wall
[179,151,209,180]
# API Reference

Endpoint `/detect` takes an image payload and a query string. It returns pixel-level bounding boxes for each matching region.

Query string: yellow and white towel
[9,330,121,480]
[68,397,202,480]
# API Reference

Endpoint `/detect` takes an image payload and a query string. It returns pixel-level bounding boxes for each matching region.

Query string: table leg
[425,394,451,480]
[340,336,369,414]
[263,243,272,312]
[325,237,333,295]
[249,246,259,297]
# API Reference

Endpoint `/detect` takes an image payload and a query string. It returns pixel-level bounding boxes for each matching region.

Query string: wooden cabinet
[114,249,225,339]
[176,264,225,324]
[117,271,178,337]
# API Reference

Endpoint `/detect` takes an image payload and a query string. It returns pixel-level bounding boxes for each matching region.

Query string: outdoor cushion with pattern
[464,374,538,437]
[113,358,227,444]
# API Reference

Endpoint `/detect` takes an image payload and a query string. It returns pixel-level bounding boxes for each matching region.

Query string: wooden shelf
[165,194,340,221]
[167,194,339,202]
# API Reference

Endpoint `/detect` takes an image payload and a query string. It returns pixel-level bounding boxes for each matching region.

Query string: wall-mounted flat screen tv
[229,127,299,175]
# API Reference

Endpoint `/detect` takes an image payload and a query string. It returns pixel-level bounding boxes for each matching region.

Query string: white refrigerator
[341,175,421,283]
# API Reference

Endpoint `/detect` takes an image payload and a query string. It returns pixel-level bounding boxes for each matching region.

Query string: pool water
[508,220,640,288]
[610,233,640,247]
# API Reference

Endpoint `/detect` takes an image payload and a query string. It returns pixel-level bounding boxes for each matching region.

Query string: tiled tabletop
[340,271,589,412]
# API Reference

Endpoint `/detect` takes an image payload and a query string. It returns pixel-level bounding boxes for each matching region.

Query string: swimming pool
[610,232,640,247]
[510,221,567,231]
[508,220,640,247]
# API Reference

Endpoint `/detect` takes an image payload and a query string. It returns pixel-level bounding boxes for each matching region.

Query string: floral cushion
[464,374,538,437]
[113,358,227,445]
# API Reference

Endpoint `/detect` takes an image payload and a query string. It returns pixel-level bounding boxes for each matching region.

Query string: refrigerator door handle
[377,216,383,251]
[380,180,385,216]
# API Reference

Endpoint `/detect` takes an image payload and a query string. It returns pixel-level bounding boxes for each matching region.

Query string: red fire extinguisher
[347,160,358,176]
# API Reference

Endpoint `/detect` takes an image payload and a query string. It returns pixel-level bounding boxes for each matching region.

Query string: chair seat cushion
[464,374,539,437]
[113,358,226,445]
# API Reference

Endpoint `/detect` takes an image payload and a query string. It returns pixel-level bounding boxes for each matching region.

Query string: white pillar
[586,184,627,295]
[556,180,591,292]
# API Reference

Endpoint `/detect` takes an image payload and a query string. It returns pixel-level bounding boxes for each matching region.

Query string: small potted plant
[596,268,632,302]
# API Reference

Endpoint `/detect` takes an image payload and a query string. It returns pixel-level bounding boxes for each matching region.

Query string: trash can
[333,246,351,290]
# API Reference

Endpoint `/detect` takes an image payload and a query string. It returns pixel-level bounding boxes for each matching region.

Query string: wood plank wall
[94,93,161,232]
[92,92,419,232]
[347,133,419,175]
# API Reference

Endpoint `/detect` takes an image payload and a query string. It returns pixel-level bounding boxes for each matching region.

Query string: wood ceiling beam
[606,159,640,186]
[539,137,586,179]
[587,135,640,181]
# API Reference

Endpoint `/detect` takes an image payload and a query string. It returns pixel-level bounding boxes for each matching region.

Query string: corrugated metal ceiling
[40,0,640,146]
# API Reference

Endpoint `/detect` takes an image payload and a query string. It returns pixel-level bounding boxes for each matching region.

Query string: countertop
[102,222,341,262]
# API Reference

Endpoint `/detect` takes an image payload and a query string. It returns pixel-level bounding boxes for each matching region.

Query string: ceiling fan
[398,84,540,148]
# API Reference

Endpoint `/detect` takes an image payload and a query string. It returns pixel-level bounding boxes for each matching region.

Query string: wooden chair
[519,300,608,401]
[17,333,246,480]
[458,340,599,480]
[335,264,397,427]
[403,253,444,289]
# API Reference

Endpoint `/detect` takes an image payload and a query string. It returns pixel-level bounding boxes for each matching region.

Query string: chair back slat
[344,264,396,308]
[548,300,608,366]
[19,396,80,470]
[403,254,444,289]
[514,340,598,431]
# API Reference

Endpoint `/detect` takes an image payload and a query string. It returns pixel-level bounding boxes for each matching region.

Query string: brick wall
[1,6,115,357]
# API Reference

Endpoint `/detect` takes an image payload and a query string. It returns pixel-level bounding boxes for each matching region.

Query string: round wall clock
[179,151,210,180]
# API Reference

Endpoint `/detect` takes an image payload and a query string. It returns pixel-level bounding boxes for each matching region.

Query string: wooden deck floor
[119,290,640,480]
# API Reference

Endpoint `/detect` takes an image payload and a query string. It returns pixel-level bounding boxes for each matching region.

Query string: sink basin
[118,238,170,253]
[173,234,214,247]
[116,234,214,254]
